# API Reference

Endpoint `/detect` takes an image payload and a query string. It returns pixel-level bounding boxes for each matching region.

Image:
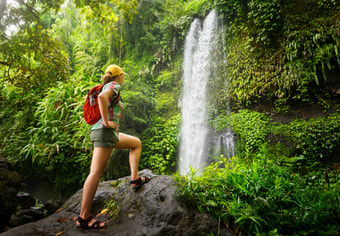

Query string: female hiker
[77,64,151,230]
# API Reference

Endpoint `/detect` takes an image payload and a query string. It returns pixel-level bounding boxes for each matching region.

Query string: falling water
[179,10,234,175]
[212,128,235,162]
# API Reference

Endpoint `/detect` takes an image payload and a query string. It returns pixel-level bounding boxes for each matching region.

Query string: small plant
[103,199,120,220]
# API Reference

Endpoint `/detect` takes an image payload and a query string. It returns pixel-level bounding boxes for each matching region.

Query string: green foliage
[142,114,180,174]
[184,0,210,17]
[0,28,70,91]
[2,0,339,207]
[103,199,120,219]
[118,65,157,134]
[285,113,340,163]
[0,86,39,161]
[226,40,280,106]
[51,1,114,78]
[212,0,340,110]
[214,110,340,165]
[0,2,70,94]
[124,0,211,73]
[120,89,155,134]
[74,0,139,24]
[214,110,270,155]
[153,69,181,118]
[174,150,340,235]
[20,81,93,190]
[247,0,283,47]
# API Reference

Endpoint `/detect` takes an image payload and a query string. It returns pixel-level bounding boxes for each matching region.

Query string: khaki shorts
[90,128,117,148]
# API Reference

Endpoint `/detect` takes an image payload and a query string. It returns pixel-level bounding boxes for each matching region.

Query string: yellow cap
[105,64,127,77]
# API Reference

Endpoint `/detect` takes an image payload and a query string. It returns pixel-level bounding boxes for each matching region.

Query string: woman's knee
[133,137,142,149]
[116,133,142,150]
[137,137,142,146]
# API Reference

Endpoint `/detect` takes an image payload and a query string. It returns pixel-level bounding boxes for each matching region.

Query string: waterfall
[179,10,234,175]
[212,128,236,162]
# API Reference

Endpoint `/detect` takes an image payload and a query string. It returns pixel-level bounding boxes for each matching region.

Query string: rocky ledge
[1,169,231,236]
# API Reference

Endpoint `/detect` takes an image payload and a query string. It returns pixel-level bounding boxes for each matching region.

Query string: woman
[77,64,151,230]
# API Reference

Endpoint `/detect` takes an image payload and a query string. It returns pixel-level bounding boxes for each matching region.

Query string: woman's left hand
[106,121,118,130]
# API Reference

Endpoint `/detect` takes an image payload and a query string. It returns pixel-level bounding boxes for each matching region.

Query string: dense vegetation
[175,152,340,235]
[1,0,339,235]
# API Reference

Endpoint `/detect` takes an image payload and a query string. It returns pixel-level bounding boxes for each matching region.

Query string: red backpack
[83,83,121,125]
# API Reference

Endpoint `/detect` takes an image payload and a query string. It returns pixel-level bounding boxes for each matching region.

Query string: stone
[0,157,23,232]
[8,200,62,228]
[1,169,232,236]
[43,200,62,215]
[17,206,44,220]
[16,192,36,209]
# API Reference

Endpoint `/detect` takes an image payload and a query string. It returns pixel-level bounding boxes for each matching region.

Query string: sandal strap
[77,215,93,228]
[141,176,151,184]
[130,176,151,191]
[91,220,101,229]
[130,177,141,184]
[90,220,106,229]
[77,215,106,229]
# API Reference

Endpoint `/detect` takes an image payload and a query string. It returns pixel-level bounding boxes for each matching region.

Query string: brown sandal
[130,176,151,191]
[76,215,106,230]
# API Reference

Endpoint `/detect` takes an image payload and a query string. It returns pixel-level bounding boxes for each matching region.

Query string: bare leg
[78,147,112,227]
[115,133,142,181]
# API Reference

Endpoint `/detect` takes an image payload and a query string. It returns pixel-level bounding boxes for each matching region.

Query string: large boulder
[1,169,232,236]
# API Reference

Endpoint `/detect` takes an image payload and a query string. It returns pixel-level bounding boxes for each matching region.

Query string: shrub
[142,114,180,174]
[285,113,340,164]
[213,110,271,157]
[174,148,340,235]
[20,81,92,190]
[213,110,340,164]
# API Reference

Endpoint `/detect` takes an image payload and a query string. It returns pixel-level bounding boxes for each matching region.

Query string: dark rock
[0,158,10,169]
[9,206,48,228]
[17,192,36,209]
[0,169,232,236]
[0,157,23,232]
[8,214,22,228]
[8,195,62,228]
[17,207,44,220]
[8,213,35,227]
[43,200,62,215]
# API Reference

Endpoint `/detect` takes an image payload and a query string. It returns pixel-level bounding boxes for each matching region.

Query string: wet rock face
[1,169,232,236]
[0,157,23,232]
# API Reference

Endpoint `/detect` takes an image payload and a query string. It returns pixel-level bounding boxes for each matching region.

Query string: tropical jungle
[0,0,339,235]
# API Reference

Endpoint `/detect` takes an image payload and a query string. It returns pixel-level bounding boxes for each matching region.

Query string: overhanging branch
[0,61,10,66]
